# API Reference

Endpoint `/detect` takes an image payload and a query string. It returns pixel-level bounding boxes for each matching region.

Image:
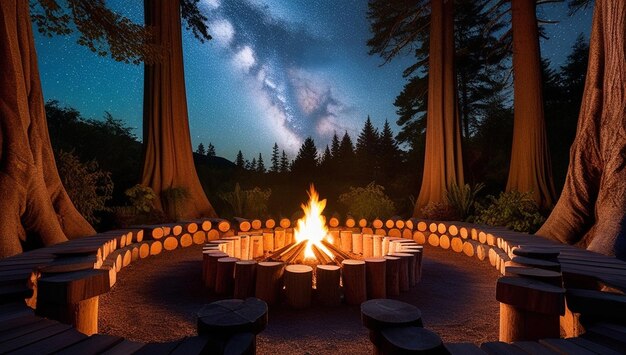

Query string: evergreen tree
[270,143,280,173]
[207,143,215,157]
[250,158,257,172]
[257,153,266,173]
[319,145,332,171]
[235,150,245,169]
[280,150,289,173]
[244,159,251,170]
[337,132,355,164]
[355,116,380,176]
[330,132,341,158]
[291,137,318,177]
[196,142,206,155]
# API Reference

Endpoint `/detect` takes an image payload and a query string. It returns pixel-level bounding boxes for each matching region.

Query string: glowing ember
[294,185,335,261]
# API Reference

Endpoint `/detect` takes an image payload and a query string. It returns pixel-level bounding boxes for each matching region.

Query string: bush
[445,182,484,221]
[474,190,546,233]
[55,150,113,224]
[125,184,157,213]
[339,182,396,220]
[220,183,271,218]
[420,201,459,221]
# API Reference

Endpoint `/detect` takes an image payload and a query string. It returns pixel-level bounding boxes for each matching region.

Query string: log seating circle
[1,217,625,353]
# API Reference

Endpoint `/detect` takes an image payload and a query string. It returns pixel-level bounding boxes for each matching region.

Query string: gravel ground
[99,244,500,354]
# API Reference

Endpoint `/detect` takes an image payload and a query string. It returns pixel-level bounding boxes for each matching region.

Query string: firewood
[340,231,352,253]
[428,233,440,247]
[385,219,395,229]
[255,261,284,305]
[207,229,220,241]
[388,228,402,238]
[361,227,374,235]
[363,235,374,258]
[321,240,352,261]
[459,226,469,239]
[372,219,384,229]
[163,236,178,251]
[447,224,459,236]
[233,218,251,232]
[208,218,231,233]
[402,228,413,239]
[279,218,291,229]
[342,259,366,305]
[149,241,163,256]
[311,244,332,265]
[345,216,356,228]
[439,234,450,249]
[451,237,464,253]
[352,233,363,255]
[384,256,401,296]
[329,215,340,228]
[316,265,341,306]
[429,223,438,233]
[234,261,257,299]
[476,244,490,261]
[479,231,488,244]
[375,228,387,236]
[358,218,368,228]
[414,231,427,244]
[180,233,193,248]
[284,264,313,309]
[416,220,428,232]
[463,240,481,257]
[139,243,150,259]
[192,231,206,245]
[251,219,262,230]
[365,258,386,299]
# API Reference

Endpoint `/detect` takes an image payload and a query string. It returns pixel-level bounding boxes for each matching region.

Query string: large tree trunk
[414,0,464,216]
[536,1,626,259]
[0,0,95,258]
[506,0,557,209]
[142,0,217,220]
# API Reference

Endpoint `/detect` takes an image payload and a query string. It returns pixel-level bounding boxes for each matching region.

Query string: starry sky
[35,0,593,161]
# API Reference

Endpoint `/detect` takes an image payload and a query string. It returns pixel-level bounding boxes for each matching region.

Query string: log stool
[234,261,257,299]
[316,265,341,306]
[384,256,401,297]
[204,251,228,291]
[36,269,111,335]
[496,276,565,342]
[380,326,446,354]
[365,258,387,299]
[342,259,367,305]
[255,261,284,305]
[361,299,423,355]
[216,257,239,296]
[197,298,268,354]
[390,253,411,292]
[284,264,313,309]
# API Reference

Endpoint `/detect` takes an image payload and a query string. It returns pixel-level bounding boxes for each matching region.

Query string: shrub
[220,183,271,218]
[125,184,157,213]
[339,182,396,220]
[474,190,546,233]
[445,182,485,221]
[420,201,459,221]
[55,150,113,224]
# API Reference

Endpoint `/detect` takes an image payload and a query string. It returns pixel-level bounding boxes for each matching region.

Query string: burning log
[311,244,333,265]
[283,241,308,264]
[321,240,352,262]
[215,257,238,295]
[234,261,257,299]
[342,259,367,305]
[284,264,313,309]
[365,258,386,299]
[316,265,341,306]
[255,261,284,305]
[265,241,297,261]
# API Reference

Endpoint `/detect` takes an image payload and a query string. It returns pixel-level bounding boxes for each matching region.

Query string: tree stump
[400,249,420,287]
[284,264,313,309]
[204,252,228,291]
[316,265,341,306]
[496,276,565,342]
[255,261,284,305]
[342,259,367,305]
[234,261,257,299]
[215,257,239,296]
[365,258,387,299]
[384,256,401,297]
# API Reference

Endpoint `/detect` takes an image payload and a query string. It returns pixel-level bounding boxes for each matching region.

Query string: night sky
[35,0,593,161]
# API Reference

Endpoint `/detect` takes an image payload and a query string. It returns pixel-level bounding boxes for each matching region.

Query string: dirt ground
[99,244,500,354]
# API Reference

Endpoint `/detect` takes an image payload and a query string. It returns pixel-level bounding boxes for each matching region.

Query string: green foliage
[339,182,396,220]
[420,202,458,221]
[220,183,271,218]
[125,184,157,213]
[445,182,485,221]
[55,150,113,224]
[474,191,546,233]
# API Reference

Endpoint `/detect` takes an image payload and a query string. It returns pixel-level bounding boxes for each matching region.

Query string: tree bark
[0,0,95,258]
[507,0,557,209]
[142,0,217,220]
[414,0,464,216]
[537,1,626,260]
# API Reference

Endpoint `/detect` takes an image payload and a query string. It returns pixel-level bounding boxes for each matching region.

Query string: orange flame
[294,184,334,261]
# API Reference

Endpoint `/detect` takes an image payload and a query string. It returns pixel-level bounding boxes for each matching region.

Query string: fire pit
[202,185,423,308]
